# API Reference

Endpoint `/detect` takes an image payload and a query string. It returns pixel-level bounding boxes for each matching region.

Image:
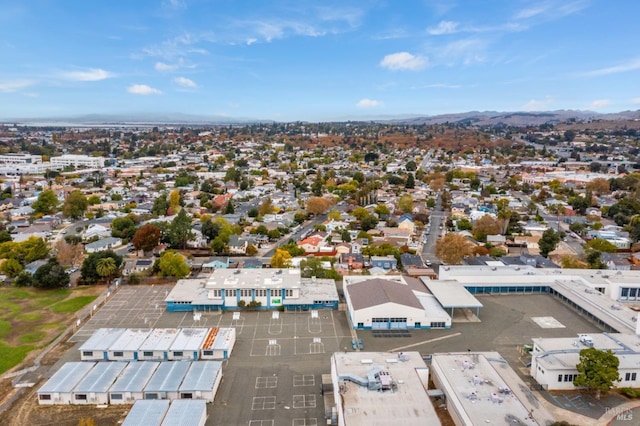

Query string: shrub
[619,387,640,398]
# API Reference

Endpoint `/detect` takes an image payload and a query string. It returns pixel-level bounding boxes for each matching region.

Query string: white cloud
[412,83,462,89]
[62,68,113,81]
[514,0,588,20]
[586,99,610,110]
[155,62,177,71]
[173,76,197,88]
[437,38,487,65]
[633,98,640,104]
[522,96,555,111]
[357,98,382,108]
[246,38,257,45]
[127,84,162,95]
[583,58,640,77]
[427,20,459,35]
[380,52,427,71]
[0,79,34,92]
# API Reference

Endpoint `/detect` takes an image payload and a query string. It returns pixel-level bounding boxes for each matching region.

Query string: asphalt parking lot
[63,287,618,424]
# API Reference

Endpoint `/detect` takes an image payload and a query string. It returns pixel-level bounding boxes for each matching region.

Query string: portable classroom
[71,362,128,405]
[37,362,96,405]
[168,328,208,361]
[78,328,126,361]
[137,329,179,361]
[179,361,223,402]
[161,400,207,426]
[108,328,153,361]
[109,361,160,404]
[144,361,191,400]
[201,327,236,360]
[122,400,170,426]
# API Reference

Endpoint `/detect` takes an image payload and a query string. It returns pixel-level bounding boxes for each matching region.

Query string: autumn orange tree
[305,196,335,216]
[435,234,474,265]
[472,215,501,242]
[132,224,162,253]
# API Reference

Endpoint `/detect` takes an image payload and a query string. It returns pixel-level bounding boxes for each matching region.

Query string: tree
[1,258,23,278]
[574,348,620,399]
[361,215,379,231]
[584,238,617,253]
[435,234,474,265]
[539,229,561,258]
[158,251,190,278]
[270,249,292,268]
[327,209,341,221]
[14,271,32,287]
[246,244,258,256]
[0,230,11,243]
[62,190,88,219]
[168,209,194,249]
[398,194,413,214]
[472,216,501,242]
[374,204,390,216]
[586,251,607,269]
[111,216,137,240]
[211,236,227,254]
[32,259,69,289]
[169,189,181,213]
[132,224,161,253]
[586,178,610,197]
[55,240,84,267]
[80,250,123,285]
[456,217,473,231]
[560,255,588,269]
[87,195,101,205]
[96,257,117,284]
[405,172,415,189]
[32,189,59,215]
[259,198,274,217]
[152,193,169,216]
[306,197,332,215]
[589,161,602,173]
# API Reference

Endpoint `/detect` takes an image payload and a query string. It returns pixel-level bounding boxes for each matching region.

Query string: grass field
[0,286,100,374]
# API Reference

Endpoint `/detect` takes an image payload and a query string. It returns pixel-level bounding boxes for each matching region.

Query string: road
[421,194,446,271]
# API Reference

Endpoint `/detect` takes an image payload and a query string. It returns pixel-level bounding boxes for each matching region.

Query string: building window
[270,289,279,297]
[111,394,122,400]
[203,350,213,356]
[225,289,236,297]
[558,375,563,382]
[75,394,87,400]
[82,351,93,357]
[39,394,51,400]
[213,289,222,298]
[174,351,183,357]
[143,351,153,357]
[113,351,124,357]
[625,372,637,381]
[430,322,445,328]
[285,289,293,297]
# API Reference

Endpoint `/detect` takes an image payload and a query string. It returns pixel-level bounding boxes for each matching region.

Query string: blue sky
[0,0,639,121]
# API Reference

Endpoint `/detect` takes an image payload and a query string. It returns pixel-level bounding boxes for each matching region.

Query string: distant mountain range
[4,110,640,126]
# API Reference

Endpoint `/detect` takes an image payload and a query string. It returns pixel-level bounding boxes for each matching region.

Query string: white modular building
[179,361,223,402]
[71,362,128,405]
[200,327,236,360]
[79,328,126,361]
[168,328,208,361]
[108,328,153,361]
[137,328,179,361]
[50,154,105,168]
[122,400,170,426]
[162,399,207,426]
[531,333,640,390]
[37,362,96,405]
[144,361,191,400]
[330,351,439,426]
[430,352,554,426]
[109,361,160,404]
[343,276,453,330]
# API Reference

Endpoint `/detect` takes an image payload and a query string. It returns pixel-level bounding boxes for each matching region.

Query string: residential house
[84,224,111,240]
[85,237,123,253]
[601,253,632,271]
[122,258,154,276]
[397,216,416,234]
[228,235,248,255]
[370,255,398,270]
[340,253,365,271]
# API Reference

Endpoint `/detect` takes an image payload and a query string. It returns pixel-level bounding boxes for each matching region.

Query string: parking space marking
[268,316,282,335]
[255,376,278,389]
[252,396,277,410]
[292,419,318,426]
[293,375,315,387]
[292,394,316,409]
[249,420,274,426]
[309,337,324,354]
[266,339,281,356]
[308,316,321,334]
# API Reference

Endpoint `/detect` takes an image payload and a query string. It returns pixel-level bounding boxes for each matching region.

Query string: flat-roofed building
[144,361,191,400]
[122,400,170,426]
[531,333,640,390]
[168,328,208,361]
[165,268,338,312]
[137,328,179,361]
[50,154,105,168]
[343,276,451,330]
[109,361,160,404]
[38,362,96,405]
[178,361,223,402]
[330,351,439,426]
[79,328,126,361]
[108,328,153,361]
[161,400,207,426]
[71,362,128,405]
[200,327,236,360]
[430,352,554,426]
[0,153,42,165]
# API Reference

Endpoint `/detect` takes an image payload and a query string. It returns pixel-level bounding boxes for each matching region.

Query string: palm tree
[96,257,117,285]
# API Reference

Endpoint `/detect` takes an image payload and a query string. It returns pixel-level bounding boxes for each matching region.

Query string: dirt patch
[0,382,130,426]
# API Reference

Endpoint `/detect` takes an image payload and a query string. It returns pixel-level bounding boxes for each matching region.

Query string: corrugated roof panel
[110,361,160,392]
[74,362,128,393]
[161,400,206,426]
[122,400,170,426]
[39,362,96,393]
[180,361,221,391]
[145,361,191,392]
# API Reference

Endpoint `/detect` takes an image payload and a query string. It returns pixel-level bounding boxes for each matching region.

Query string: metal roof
[110,328,153,352]
[145,361,191,392]
[122,400,170,426]
[78,328,126,351]
[423,279,483,309]
[38,362,95,393]
[212,328,234,351]
[161,400,207,426]
[73,362,128,393]
[139,329,180,351]
[180,361,222,392]
[170,328,208,351]
[348,278,424,311]
[110,361,160,392]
